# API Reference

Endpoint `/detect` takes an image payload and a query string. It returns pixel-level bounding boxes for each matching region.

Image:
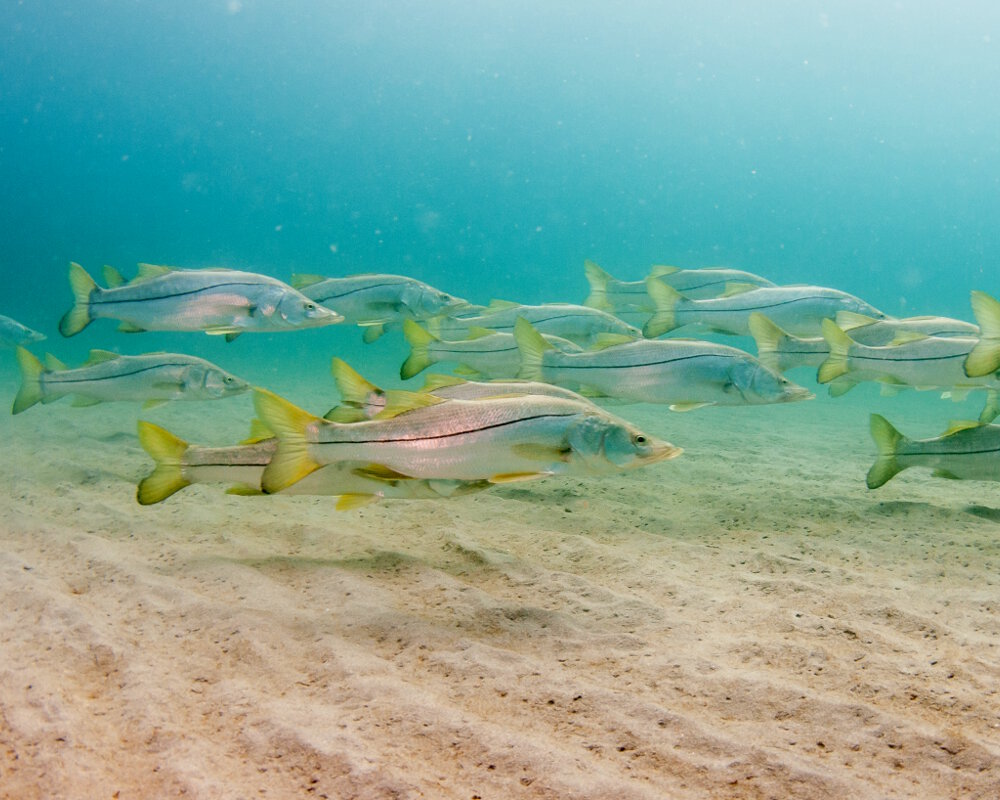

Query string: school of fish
[6,258,1000,506]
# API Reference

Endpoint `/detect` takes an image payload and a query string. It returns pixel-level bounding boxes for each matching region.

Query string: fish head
[195,365,252,398]
[725,359,814,405]
[408,284,473,318]
[841,295,888,321]
[274,290,345,328]
[567,413,682,473]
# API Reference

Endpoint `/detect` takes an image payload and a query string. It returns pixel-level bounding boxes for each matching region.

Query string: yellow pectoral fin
[336,493,379,510]
[352,463,415,482]
[511,443,572,462]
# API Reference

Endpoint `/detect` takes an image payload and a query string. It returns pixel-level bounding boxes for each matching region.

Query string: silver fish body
[645,279,887,338]
[836,312,979,346]
[59,262,342,337]
[516,319,812,409]
[0,314,45,347]
[867,414,1000,488]
[12,348,250,413]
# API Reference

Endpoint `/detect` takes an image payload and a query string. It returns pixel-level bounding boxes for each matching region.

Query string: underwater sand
[2,365,999,800]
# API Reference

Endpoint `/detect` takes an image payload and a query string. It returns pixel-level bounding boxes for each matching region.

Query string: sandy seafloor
[1,351,999,800]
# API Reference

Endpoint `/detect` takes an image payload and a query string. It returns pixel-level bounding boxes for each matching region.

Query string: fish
[325,357,597,422]
[836,311,980,346]
[291,272,474,342]
[253,386,681,493]
[12,347,250,414]
[962,291,1000,378]
[867,414,1000,488]
[0,314,45,348]
[400,319,582,380]
[583,260,775,311]
[644,278,888,338]
[136,421,491,508]
[818,319,996,397]
[515,318,813,410]
[426,300,641,346]
[59,262,343,339]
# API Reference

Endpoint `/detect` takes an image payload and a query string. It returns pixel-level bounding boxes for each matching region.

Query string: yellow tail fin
[583,260,613,310]
[817,319,853,384]
[58,262,98,337]
[11,347,47,414]
[136,421,191,504]
[747,313,788,373]
[253,389,323,493]
[866,414,905,489]
[513,317,552,382]
[331,357,384,412]
[400,319,438,380]
[964,291,1000,378]
[642,277,682,338]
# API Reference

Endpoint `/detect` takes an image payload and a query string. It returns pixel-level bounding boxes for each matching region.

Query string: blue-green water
[2,1,999,432]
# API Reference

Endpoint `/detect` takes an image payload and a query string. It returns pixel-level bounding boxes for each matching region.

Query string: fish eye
[225,376,234,384]
[305,302,316,310]
[632,433,647,445]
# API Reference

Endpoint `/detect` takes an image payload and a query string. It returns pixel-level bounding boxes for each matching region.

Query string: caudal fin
[513,317,552,382]
[58,262,98,337]
[817,319,853,384]
[964,291,1000,378]
[747,313,788,373]
[401,319,438,379]
[583,260,613,310]
[11,347,48,414]
[642,277,682,338]
[866,413,906,489]
[136,421,191,504]
[253,388,322,493]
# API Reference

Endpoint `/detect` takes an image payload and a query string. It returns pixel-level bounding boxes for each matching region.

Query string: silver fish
[515,318,812,411]
[867,414,1000,488]
[836,311,979,346]
[749,313,830,374]
[254,387,681,493]
[644,278,887,338]
[427,301,640,345]
[0,314,45,348]
[136,421,490,508]
[292,272,473,342]
[583,260,775,311]
[12,347,249,414]
[59,262,342,339]
[400,319,582,380]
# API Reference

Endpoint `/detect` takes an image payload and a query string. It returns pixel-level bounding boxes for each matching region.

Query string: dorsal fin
[373,390,445,419]
[43,353,69,371]
[463,326,497,340]
[84,349,121,365]
[836,310,880,331]
[589,333,636,351]
[721,282,758,297]
[134,263,174,282]
[487,299,520,310]
[103,265,127,288]
[649,265,680,277]
[421,373,467,391]
[943,419,983,436]
[290,273,327,289]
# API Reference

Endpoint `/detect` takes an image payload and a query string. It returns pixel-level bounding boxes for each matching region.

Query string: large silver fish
[583,260,775,311]
[136,421,490,508]
[0,314,45,348]
[291,272,473,342]
[12,347,249,414]
[59,262,342,339]
[867,414,1000,488]
[515,318,812,410]
[426,301,640,346]
[818,320,996,396]
[254,386,681,493]
[400,319,582,380]
[836,311,979,346]
[644,278,887,338]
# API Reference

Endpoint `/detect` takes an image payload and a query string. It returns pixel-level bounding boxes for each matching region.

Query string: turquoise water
[2,2,998,439]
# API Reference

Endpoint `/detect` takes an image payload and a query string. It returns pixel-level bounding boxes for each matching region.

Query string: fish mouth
[643,441,684,464]
[783,387,815,403]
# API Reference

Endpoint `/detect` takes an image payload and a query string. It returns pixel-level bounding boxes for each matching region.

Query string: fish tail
[136,421,191,504]
[401,319,437,380]
[328,357,385,421]
[58,262,98,337]
[980,389,1000,424]
[964,291,1000,377]
[817,318,853,384]
[867,413,906,489]
[253,388,322,493]
[513,317,551,381]
[11,347,49,414]
[642,276,681,337]
[583,259,613,310]
[747,312,789,373]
